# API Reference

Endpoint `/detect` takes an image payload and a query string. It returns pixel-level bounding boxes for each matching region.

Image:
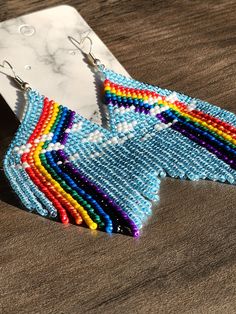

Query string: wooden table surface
[0,1,236,313]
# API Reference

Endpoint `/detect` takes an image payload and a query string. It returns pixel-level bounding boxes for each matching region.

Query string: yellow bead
[54,183,61,189]
[225,135,232,141]
[89,222,97,230]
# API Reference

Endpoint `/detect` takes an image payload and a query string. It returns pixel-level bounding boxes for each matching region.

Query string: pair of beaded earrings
[1,34,236,237]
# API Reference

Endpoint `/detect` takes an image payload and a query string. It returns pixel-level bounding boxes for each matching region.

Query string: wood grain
[0,1,236,313]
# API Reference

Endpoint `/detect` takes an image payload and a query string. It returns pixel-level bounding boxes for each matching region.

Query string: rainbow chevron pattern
[3,68,236,237]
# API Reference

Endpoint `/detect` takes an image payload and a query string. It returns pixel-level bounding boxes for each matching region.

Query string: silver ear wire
[68,34,105,71]
[0,60,31,91]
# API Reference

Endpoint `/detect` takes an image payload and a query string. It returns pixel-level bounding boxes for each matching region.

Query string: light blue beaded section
[4,90,58,218]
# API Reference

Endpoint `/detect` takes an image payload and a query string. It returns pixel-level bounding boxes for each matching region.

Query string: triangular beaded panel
[102,69,236,183]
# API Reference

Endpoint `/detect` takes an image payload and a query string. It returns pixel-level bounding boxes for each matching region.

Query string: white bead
[22,162,30,169]
[128,133,134,139]
[111,137,118,144]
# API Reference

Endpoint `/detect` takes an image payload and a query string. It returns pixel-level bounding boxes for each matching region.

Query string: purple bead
[122,213,129,219]
[94,186,100,193]
[108,199,114,205]
[61,134,69,144]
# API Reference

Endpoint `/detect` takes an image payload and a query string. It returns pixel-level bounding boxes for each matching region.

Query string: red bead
[61,215,69,224]
[104,79,110,85]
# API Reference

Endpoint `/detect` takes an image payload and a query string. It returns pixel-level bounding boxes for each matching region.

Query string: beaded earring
[70,35,236,183]
[1,60,160,237]
[1,32,236,238]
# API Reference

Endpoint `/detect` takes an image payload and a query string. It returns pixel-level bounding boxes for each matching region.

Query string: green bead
[98,222,105,229]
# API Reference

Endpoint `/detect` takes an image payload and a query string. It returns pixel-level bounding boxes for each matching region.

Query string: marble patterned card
[0,5,129,124]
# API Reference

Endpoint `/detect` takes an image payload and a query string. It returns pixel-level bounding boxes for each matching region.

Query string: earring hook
[0,60,17,78]
[0,60,30,91]
[68,33,105,70]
